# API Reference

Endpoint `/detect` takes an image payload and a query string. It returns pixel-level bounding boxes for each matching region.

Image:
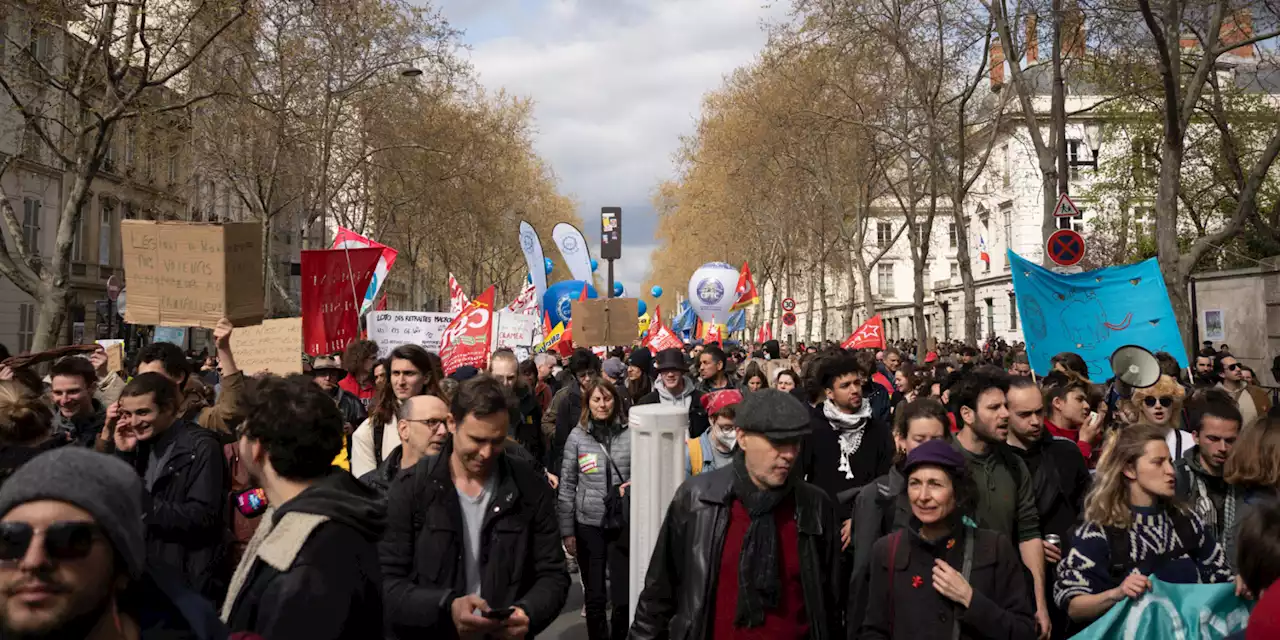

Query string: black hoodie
[223,469,386,640]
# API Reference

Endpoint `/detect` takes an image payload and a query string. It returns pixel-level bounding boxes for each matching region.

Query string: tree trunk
[913,261,927,358]
[843,250,856,337]
[261,216,274,315]
[1155,135,1190,353]
[818,259,829,341]
[803,265,815,342]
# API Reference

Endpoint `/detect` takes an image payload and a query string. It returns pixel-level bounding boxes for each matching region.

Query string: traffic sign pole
[1047,229,1086,267]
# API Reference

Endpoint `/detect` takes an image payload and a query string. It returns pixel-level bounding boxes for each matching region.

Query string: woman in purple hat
[859,439,1037,639]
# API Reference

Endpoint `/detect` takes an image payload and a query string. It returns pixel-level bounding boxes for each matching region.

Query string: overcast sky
[428,0,787,294]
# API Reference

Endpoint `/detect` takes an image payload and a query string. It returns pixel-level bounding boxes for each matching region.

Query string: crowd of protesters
[0,322,1278,640]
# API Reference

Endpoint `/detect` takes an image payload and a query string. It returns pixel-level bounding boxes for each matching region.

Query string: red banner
[730,261,760,311]
[302,248,382,356]
[842,314,886,350]
[439,286,496,375]
[645,322,683,352]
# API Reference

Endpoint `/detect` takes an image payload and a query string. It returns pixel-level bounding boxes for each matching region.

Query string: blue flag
[1069,577,1250,639]
[671,300,696,333]
[726,309,747,333]
[1008,251,1188,379]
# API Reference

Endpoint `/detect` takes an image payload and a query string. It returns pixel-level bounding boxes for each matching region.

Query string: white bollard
[627,404,689,624]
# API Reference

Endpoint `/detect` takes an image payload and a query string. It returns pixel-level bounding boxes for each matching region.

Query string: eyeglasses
[402,418,448,431]
[1142,396,1174,408]
[0,522,103,563]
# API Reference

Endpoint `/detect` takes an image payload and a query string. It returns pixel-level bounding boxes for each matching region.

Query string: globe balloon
[637,299,647,316]
[542,280,598,327]
[650,285,663,298]
[543,257,554,275]
[688,262,739,323]
[612,282,625,297]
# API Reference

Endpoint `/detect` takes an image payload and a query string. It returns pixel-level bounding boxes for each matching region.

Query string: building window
[71,209,87,262]
[167,149,178,186]
[1067,139,1083,181]
[124,127,135,170]
[1009,293,1018,331]
[1001,144,1010,187]
[877,263,894,298]
[98,202,113,266]
[1132,138,1157,186]
[21,198,40,256]
[17,303,34,353]
[985,298,995,336]
[876,221,893,245]
[950,262,959,281]
[30,25,52,68]
[922,264,931,291]
[948,222,957,248]
[1001,204,1012,267]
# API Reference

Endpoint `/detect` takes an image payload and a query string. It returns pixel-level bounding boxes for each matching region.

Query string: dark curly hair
[137,341,189,383]
[239,375,344,481]
[342,340,379,376]
[946,365,1010,419]
[120,372,181,412]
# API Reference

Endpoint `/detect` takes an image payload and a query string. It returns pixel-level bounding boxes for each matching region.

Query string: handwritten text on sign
[120,221,263,328]
[368,312,454,357]
[230,318,303,375]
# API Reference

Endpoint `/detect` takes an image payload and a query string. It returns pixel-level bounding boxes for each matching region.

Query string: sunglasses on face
[1143,396,1174,408]
[0,521,102,563]
[1226,363,1242,371]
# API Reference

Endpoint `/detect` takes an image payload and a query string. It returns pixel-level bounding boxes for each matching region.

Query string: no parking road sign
[1047,229,1085,267]
[782,311,797,326]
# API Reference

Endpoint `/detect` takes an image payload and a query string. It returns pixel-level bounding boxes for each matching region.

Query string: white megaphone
[1110,345,1161,389]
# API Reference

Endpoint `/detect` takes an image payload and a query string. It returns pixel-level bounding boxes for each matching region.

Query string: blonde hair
[0,380,53,445]
[1224,415,1280,488]
[1125,375,1186,422]
[1084,422,1181,528]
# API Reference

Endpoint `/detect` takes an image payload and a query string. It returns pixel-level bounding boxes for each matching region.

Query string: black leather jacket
[630,464,845,640]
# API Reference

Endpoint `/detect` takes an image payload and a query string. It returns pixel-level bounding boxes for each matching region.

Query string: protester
[339,339,379,409]
[948,366,1050,638]
[309,355,367,471]
[1233,501,1280,624]
[48,356,106,448]
[0,448,228,639]
[697,345,733,393]
[546,348,602,471]
[630,389,843,639]
[381,375,569,638]
[1222,414,1280,569]
[873,347,901,396]
[893,363,921,405]
[0,381,65,486]
[1005,376,1091,560]
[359,395,450,497]
[741,362,769,392]
[535,352,560,397]
[219,375,383,639]
[1194,354,1216,386]
[774,369,799,394]
[521,358,552,415]
[373,358,389,389]
[1049,352,1089,380]
[1128,374,1194,458]
[1038,370,1094,457]
[624,350,654,405]
[686,389,741,476]
[491,349,544,464]
[1054,423,1233,626]
[560,377,631,640]
[859,440,1037,639]
[847,398,952,629]
[350,345,442,477]
[107,373,227,601]
[1176,393,1243,560]
[1008,352,1032,377]
[801,350,893,550]
[135,318,243,435]
[1216,353,1272,427]
[636,348,710,438]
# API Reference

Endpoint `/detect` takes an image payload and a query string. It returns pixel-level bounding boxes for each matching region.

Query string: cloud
[431,0,784,291]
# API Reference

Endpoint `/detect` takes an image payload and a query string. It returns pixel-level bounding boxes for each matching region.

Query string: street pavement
[542,574,588,639]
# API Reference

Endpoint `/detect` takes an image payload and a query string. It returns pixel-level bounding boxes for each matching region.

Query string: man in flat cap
[630,389,844,640]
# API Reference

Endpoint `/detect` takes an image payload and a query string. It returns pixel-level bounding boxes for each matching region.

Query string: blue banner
[1008,251,1188,379]
[671,300,696,333]
[1069,577,1250,639]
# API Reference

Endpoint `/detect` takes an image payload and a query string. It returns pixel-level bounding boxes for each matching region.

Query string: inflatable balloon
[542,280,599,327]
[591,258,599,272]
[543,257,554,275]
[612,282,625,297]
[688,262,740,323]
[637,299,647,317]
[650,285,663,298]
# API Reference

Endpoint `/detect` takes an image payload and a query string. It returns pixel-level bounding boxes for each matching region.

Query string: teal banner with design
[1069,577,1251,639]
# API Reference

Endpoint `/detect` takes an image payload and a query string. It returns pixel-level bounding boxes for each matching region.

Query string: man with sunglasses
[309,356,367,471]
[0,448,227,639]
[111,373,227,602]
[360,395,450,497]
[1215,354,1272,427]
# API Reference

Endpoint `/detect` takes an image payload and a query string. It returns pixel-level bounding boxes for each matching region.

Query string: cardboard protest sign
[120,221,262,328]
[230,318,303,375]
[367,311,454,357]
[95,340,124,374]
[300,248,381,356]
[572,298,639,346]
[493,311,541,349]
[439,287,495,375]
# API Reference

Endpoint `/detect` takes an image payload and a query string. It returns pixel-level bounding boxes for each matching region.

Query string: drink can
[1044,534,1062,559]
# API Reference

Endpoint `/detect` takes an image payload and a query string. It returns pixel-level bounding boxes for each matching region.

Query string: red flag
[645,322,683,352]
[376,295,388,311]
[578,283,590,301]
[730,262,760,312]
[652,305,663,328]
[842,315,886,350]
[542,310,553,336]
[448,273,469,316]
[705,321,722,346]
[301,248,382,356]
[695,317,704,341]
[439,286,496,375]
[331,227,398,314]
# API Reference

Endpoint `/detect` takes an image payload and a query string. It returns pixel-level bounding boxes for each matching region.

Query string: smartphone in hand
[482,607,514,621]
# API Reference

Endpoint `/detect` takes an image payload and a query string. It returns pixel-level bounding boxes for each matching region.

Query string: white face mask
[714,427,737,450]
